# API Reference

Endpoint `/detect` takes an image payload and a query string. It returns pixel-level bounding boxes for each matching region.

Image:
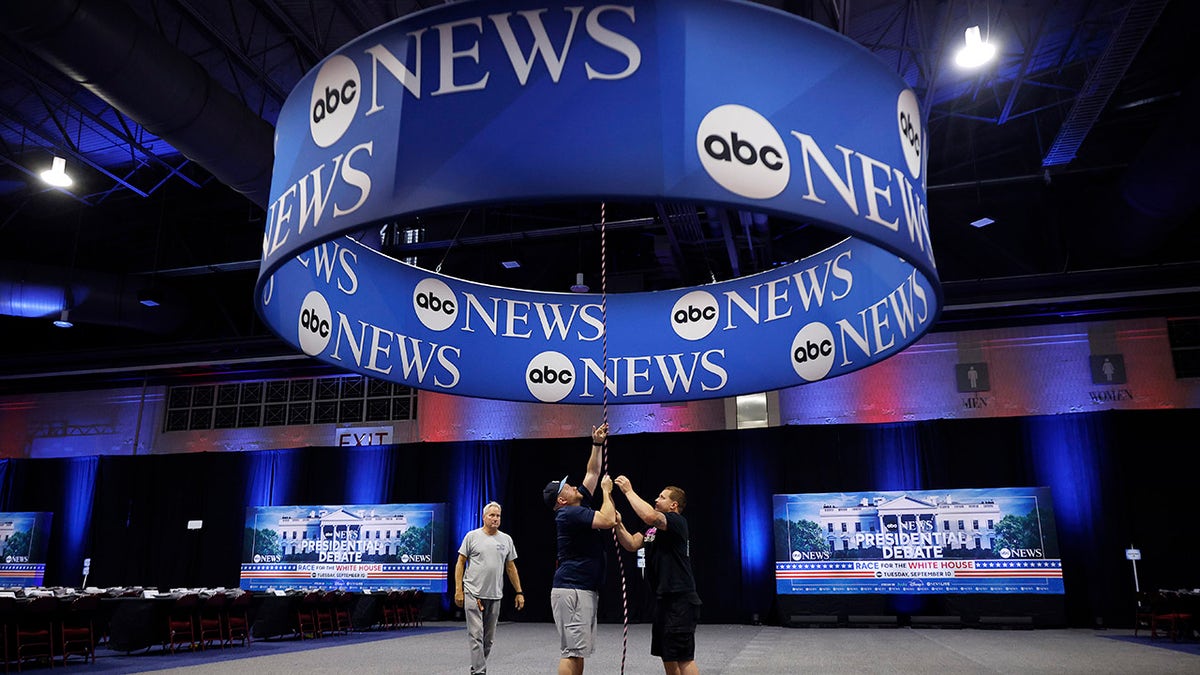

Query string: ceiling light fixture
[52,309,74,328]
[570,272,589,293]
[138,289,162,307]
[501,260,521,269]
[970,217,996,228]
[954,26,996,69]
[40,156,73,187]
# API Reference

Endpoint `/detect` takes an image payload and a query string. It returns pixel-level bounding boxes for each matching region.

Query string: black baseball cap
[543,475,568,509]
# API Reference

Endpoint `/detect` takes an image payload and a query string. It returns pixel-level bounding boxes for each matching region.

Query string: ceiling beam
[1042,0,1169,167]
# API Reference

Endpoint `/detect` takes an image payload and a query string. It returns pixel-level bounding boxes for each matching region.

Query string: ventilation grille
[164,375,416,432]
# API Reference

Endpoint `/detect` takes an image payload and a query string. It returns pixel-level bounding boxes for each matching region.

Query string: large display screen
[0,512,53,587]
[240,503,447,592]
[773,487,1063,594]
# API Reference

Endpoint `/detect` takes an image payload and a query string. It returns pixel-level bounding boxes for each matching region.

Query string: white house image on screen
[276,509,411,556]
[0,520,15,547]
[820,495,1001,552]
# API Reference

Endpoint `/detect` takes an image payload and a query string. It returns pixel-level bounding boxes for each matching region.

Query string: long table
[0,591,408,655]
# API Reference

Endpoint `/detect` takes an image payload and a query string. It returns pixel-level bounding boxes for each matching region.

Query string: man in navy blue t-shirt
[543,423,616,675]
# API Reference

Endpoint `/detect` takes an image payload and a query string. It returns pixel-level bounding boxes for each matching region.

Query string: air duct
[0,263,185,333]
[0,0,275,207]
[1111,75,1200,257]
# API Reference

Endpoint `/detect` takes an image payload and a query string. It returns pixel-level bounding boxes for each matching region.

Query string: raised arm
[582,423,607,495]
[591,474,616,530]
[614,475,667,530]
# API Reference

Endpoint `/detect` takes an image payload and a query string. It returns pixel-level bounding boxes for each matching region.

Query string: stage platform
[87,621,1198,674]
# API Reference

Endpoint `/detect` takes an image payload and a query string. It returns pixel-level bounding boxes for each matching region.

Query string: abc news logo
[999,547,1044,559]
[298,291,333,356]
[412,278,457,332]
[310,55,361,148]
[415,289,454,312]
[697,93,925,199]
[697,104,789,200]
[313,80,357,124]
[790,322,835,382]
[526,351,575,403]
[702,132,783,171]
[897,89,923,179]
[898,111,919,159]
[675,304,715,322]
[670,290,718,341]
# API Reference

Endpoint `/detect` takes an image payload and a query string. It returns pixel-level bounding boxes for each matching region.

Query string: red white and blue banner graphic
[773,488,1063,594]
[241,503,447,592]
[256,0,941,404]
[0,511,52,587]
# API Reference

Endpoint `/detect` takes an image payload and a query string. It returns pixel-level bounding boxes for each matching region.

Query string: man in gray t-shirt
[455,501,524,675]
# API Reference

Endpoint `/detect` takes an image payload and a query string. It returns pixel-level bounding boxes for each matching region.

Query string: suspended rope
[596,202,630,675]
[434,210,471,274]
[600,202,609,430]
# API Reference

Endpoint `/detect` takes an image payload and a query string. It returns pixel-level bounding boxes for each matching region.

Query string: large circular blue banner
[256,0,941,404]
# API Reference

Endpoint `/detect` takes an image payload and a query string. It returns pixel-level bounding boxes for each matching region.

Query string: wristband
[515,592,524,595]
[592,442,603,446]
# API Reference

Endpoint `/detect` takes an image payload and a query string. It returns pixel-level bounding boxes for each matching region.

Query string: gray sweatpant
[465,594,501,674]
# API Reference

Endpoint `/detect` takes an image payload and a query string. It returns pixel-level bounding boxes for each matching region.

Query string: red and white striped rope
[597,201,628,675]
[600,201,609,435]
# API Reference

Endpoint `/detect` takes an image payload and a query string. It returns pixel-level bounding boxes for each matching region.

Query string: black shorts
[650,592,701,662]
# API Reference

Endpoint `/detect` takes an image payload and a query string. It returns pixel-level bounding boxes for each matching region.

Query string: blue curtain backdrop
[867,423,928,491]
[243,449,280,507]
[447,440,510,615]
[1,409,1196,628]
[451,441,510,545]
[344,446,394,504]
[732,433,773,621]
[58,456,98,586]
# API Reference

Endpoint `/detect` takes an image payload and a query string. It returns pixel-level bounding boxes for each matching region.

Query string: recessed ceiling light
[138,289,162,307]
[970,217,995,228]
[501,260,520,269]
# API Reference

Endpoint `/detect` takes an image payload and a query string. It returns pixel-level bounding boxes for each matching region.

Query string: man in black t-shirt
[613,476,701,675]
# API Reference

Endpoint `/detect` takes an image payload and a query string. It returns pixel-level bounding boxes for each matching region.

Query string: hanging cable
[596,201,629,675]
[434,210,471,274]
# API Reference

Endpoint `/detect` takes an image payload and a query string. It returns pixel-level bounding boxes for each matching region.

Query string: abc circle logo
[697,104,789,200]
[526,351,575,403]
[999,548,1012,559]
[896,89,922,180]
[670,290,719,341]
[298,291,333,356]
[790,321,835,382]
[310,54,361,148]
[413,278,458,331]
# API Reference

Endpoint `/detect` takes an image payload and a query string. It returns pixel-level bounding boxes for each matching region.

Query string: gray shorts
[550,588,598,659]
